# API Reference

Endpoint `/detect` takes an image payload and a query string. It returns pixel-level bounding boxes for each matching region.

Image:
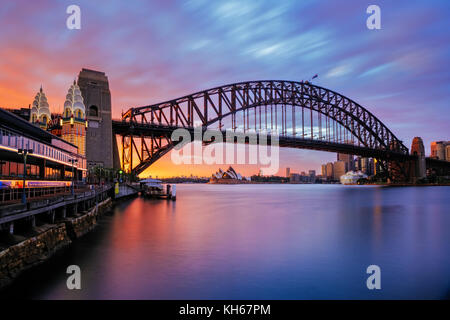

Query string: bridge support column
[388,160,412,183]
[9,222,14,235]
[410,156,426,183]
[30,215,36,228]
[62,206,66,219]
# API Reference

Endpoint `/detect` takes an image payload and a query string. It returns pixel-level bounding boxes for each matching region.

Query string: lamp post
[18,148,33,204]
[69,158,78,195]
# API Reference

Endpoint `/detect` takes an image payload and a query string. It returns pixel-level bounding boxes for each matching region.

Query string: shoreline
[0,197,115,290]
[203,181,450,186]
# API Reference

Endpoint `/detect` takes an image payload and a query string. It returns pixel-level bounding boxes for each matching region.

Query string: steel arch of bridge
[119,80,408,174]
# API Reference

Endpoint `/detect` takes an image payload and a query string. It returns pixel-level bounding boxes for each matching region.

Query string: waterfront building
[0,108,86,181]
[47,114,63,137]
[326,162,334,180]
[6,107,31,121]
[431,141,449,160]
[308,170,316,183]
[354,156,362,171]
[289,173,300,183]
[361,157,370,175]
[372,158,377,175]
[337,153,354,171]
[333,160,347,180]
[30,87,51,130]
[340,171,368,184]
[210,166,249,183]
[289,172,315,183]
[321,164,327,178]
[61,81,87,156]
[446,145,450,161]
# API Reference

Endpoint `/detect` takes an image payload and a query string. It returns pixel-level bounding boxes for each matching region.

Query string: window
[10,162,17,176]
[0,161,9,176]
[89,105,99,117]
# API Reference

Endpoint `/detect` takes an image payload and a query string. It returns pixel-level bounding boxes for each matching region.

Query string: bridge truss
[116,80,409,175]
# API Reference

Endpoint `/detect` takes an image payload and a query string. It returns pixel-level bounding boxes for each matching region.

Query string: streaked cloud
[0,0,449,176]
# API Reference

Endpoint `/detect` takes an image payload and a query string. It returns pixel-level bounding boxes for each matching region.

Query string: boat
[140,178,176,200]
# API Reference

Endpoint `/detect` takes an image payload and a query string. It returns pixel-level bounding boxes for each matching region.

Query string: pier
[0,185,112,235]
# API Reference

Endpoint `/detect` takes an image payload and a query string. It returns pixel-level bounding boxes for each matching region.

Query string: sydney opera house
[209,167,251,184]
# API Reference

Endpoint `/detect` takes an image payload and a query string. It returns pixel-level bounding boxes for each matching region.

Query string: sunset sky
[1,0,449,177]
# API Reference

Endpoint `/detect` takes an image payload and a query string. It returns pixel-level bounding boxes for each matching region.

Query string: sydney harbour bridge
[111,80,445,182]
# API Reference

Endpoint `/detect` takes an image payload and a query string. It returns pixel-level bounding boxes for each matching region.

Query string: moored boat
[140,179,176,200]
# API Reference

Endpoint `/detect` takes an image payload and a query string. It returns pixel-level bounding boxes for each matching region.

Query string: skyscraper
[286,167,290,178]
[321,164,327,178]
[333,160,346,180]
[326,162,334,180]
[337,153,353,171]
[361,157,371,175]
[431,141,449,160]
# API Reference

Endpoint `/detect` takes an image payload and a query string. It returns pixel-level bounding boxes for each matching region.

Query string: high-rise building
[286,167,290,178]
[289,173,300,183]
[78,68,114,168]
[333,160,346,180]
[431,141,449,160]
[321,164,327,178]
[354,156,362,171]
[373,158,380,175]
[326,162,334,180]
[61,81,87,156]
[308,170,316,183]
[337,153,354,171]
[30,86,51,130]
[361,157,372,175]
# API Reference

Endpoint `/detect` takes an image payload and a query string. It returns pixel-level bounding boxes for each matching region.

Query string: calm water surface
[3,184,450,299]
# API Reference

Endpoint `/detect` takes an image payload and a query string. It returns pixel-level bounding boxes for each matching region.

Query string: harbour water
[2,184,450,299]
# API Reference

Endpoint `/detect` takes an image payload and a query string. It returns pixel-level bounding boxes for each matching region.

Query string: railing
[0,185,89,205]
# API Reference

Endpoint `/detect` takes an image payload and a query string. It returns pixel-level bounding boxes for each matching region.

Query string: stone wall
[0,224,71,288]
[64,198,112,238]
[0,197,112,289]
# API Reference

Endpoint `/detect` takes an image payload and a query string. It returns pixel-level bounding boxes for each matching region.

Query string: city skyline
[1,0,449,177]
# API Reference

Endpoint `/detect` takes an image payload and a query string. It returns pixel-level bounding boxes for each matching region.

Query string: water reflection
[1,185,449,299]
